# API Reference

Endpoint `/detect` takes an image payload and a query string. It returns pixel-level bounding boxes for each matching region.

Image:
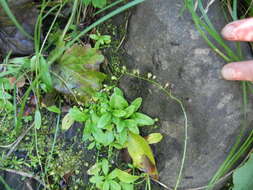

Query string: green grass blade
[0,176,13,190]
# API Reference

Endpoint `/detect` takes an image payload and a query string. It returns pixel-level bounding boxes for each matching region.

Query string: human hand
[221,18,253,81]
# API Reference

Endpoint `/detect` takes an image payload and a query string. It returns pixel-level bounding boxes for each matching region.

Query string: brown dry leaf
[8,76,26,88]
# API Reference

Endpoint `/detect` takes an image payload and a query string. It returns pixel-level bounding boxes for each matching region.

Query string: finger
[221,18,253,41]
[221,60,253,81]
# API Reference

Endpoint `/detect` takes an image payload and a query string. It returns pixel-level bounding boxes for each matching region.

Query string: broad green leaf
[35,110,42,129]
[114,118,125,133]
[108,169,118,180]
[112,117,123,133]
[46,105,61,114]
[113,87,124,96]
[132,113,154,126]
[118,129,127,145]
[62,113,74,131]
[0,78,12,90]
[0,100,13,111]
[120,182,134,190]
[97,113,111,128]
[131,97,142,111]
[39,56,53,92]
[92,0,106,8]
[82,0,91,6]
[145,133,163,144]
[110,180,121,190]
[110,94,128,110]
[127,132,158,179]
[69,106,87,122]
[52,44,106,103]
[112,169,140,183]
[89,175,104,185]
[125,119,139,134]
[104,131,115,146]
[124,105,136,118]
[93,129,114,146]
[233,153,253,190]
[103,181,110,190]
[83,119,93,140]
[112,110,126,118]
[102,159,109,175]
[91,112,100,124]
[87,163,101,175]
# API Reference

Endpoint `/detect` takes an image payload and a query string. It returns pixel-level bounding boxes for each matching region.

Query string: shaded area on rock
[0,0,37,55]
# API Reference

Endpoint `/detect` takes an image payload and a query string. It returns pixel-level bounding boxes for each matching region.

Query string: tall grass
[187,0,253,189]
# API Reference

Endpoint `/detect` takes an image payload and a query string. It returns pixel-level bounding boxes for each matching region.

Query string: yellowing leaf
[145,133,163,144]
[62,113,74,131]
[126,132,158,179]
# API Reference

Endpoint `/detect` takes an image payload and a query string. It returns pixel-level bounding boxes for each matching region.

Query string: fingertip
[221,61,253,81]
[221,24,236,41]
[221,64,238,80]
[221,18,253,41]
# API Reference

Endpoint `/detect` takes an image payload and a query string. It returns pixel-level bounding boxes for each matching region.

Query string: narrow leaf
[132,112,154,126]
[47,105,61,114]
[62,113,74,131]
[35,110,41,129]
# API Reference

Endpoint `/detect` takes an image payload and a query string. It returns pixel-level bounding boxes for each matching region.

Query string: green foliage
[68,87,156,149]
[88,159,139,190]
[34,109,42,129]
[52,44,107,103]
[82,0,107,9]
[46,105,61,114]
[90,33,111,49]
[232,154,253,190]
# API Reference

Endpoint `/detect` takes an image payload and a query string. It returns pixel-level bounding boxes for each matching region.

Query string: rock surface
[120,0,253,189]
[0,0,37,55]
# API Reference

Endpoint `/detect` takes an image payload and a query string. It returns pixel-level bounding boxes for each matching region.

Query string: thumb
[221,61,253,81]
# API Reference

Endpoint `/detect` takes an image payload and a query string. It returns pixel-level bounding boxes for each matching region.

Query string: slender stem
[125,72,188,190]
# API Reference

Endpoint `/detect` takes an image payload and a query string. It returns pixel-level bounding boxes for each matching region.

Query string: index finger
[221,17,253,41]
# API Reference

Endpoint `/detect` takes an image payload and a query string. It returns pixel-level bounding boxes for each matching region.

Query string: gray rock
[0,0,37,55]
[120,0,253,189]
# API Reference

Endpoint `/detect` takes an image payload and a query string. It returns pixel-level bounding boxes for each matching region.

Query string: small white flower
[164,83,170,88]
[147,73,152,79]
[111,76,117,80]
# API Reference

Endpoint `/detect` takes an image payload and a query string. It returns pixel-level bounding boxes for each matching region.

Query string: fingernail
[221,24,236,40]
[221,67,237,80]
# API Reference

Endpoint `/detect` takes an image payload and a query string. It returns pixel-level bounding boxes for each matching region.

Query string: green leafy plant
[52,44,107,103]
[90,32,111,49]
[65,87,156,150]
[88,158,140,190]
